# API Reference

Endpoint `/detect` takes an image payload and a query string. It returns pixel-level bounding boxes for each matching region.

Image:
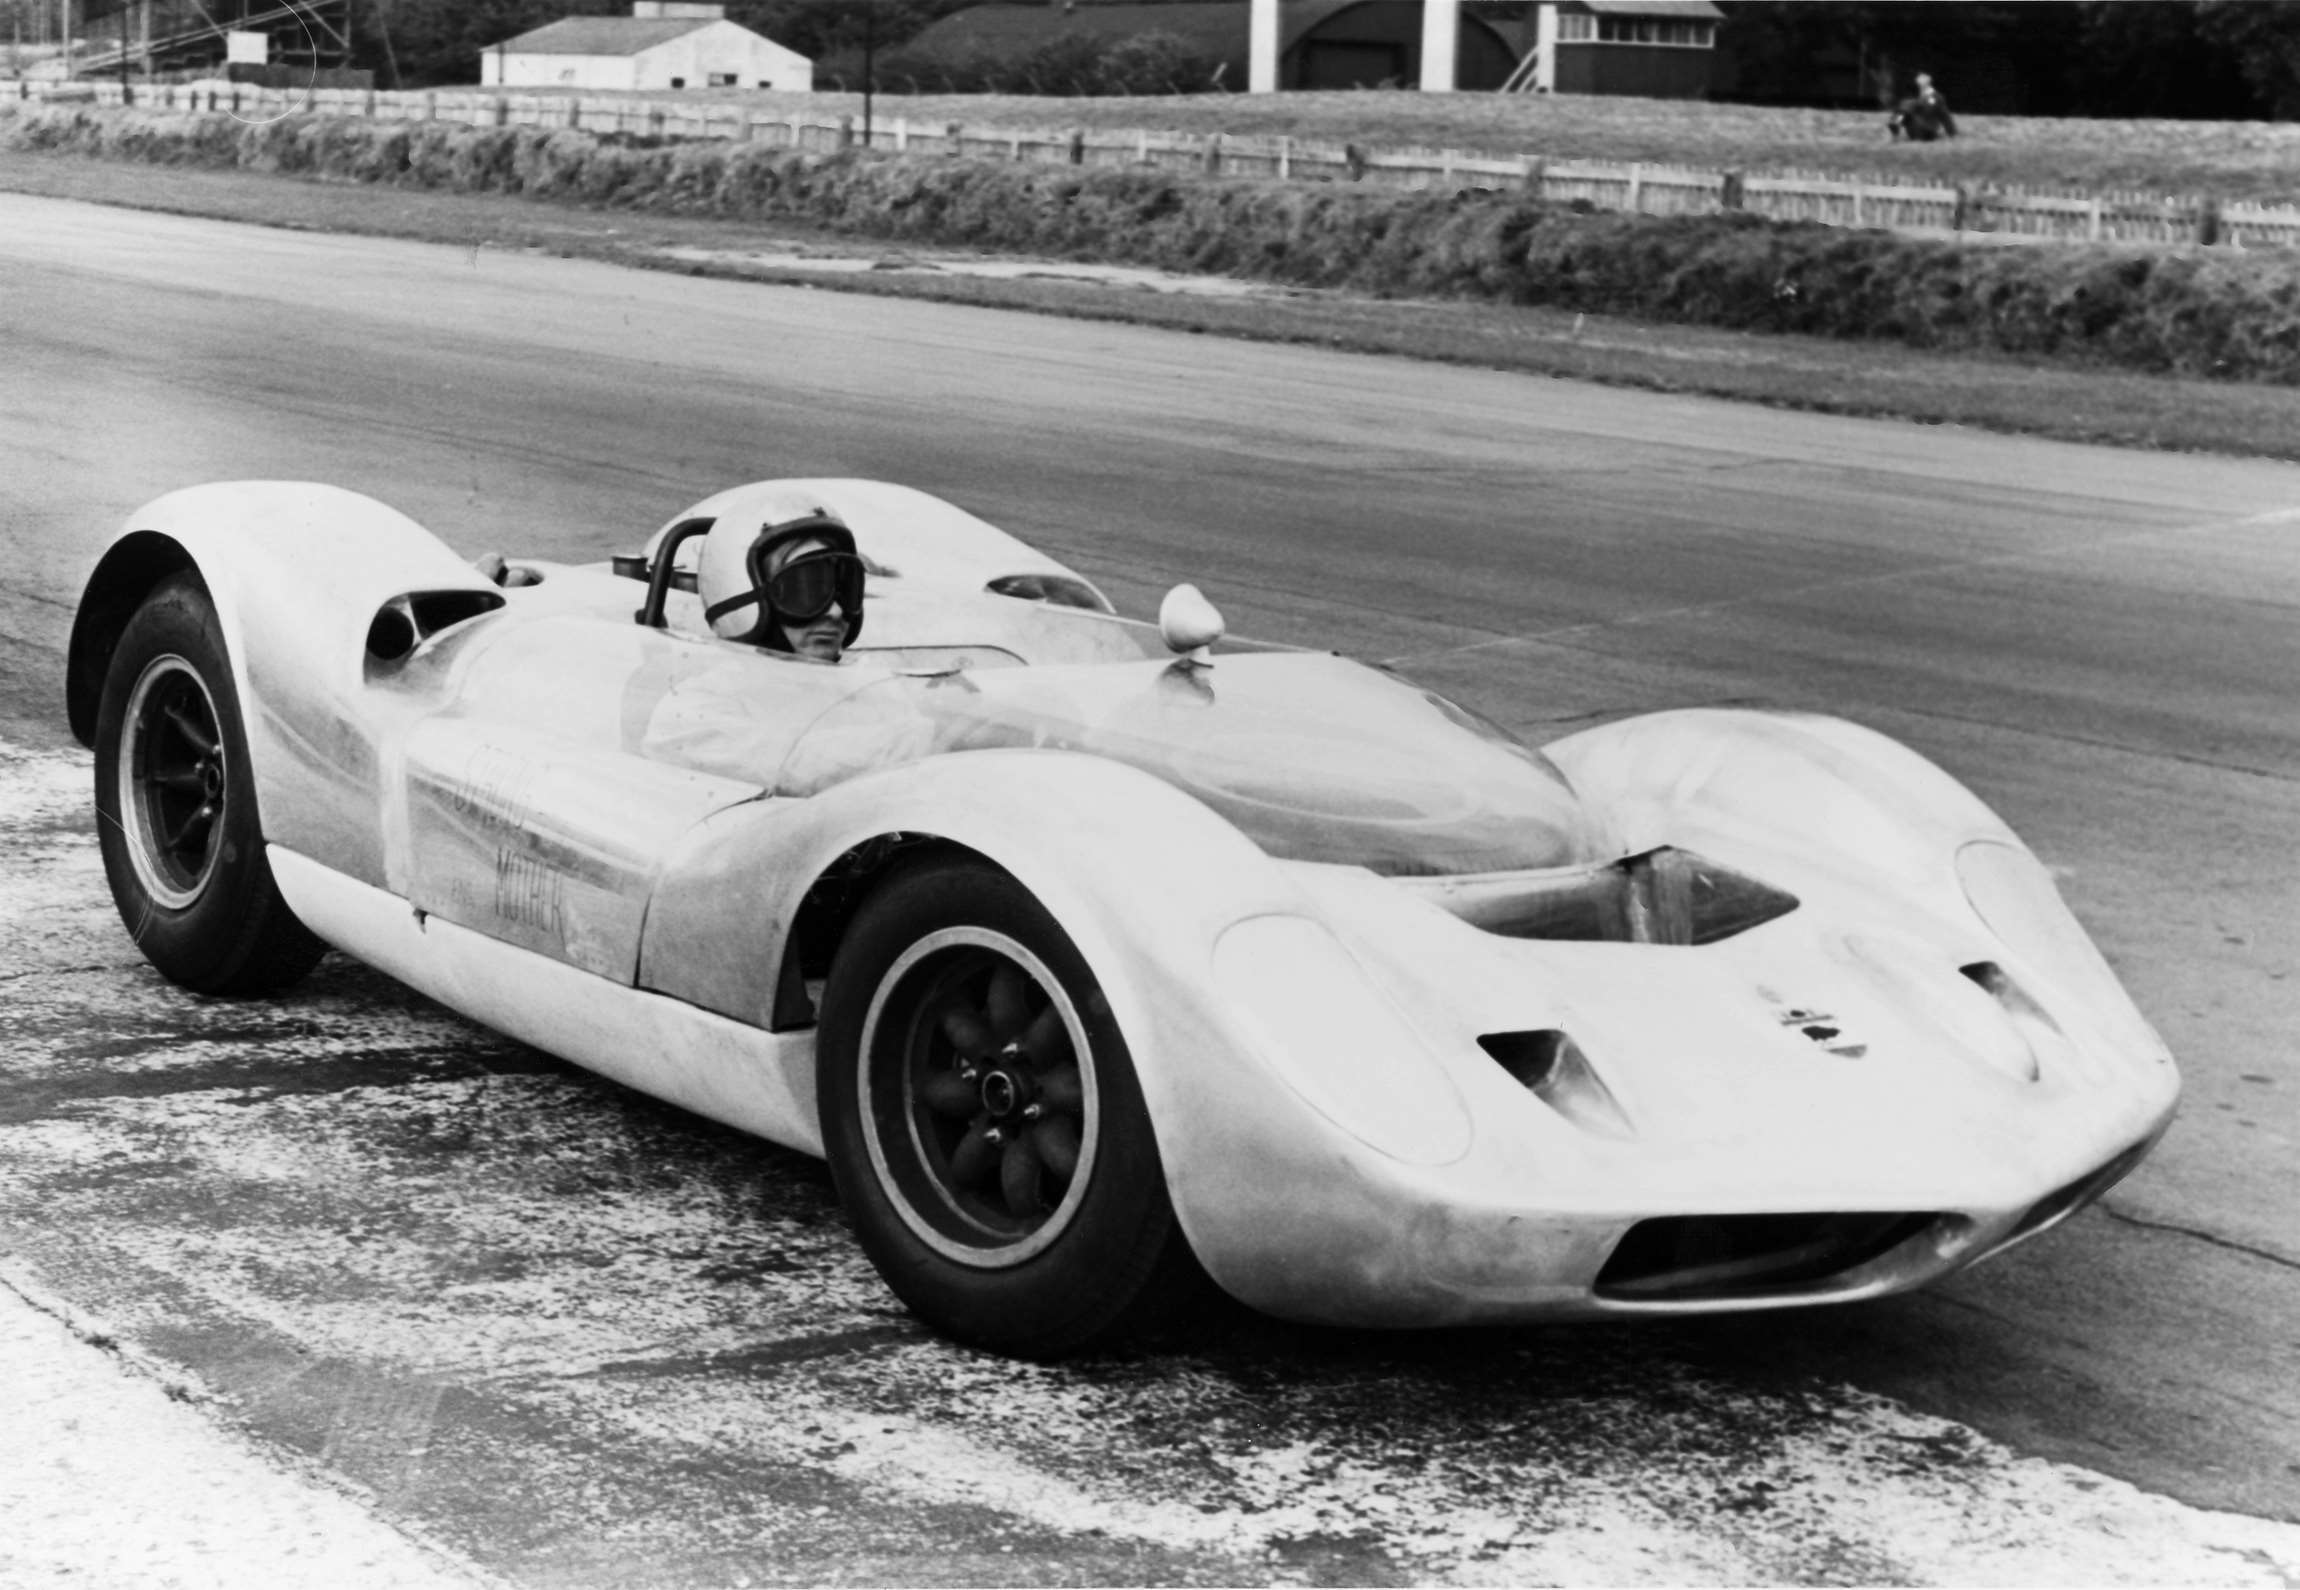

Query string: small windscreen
[776,653,1608,877]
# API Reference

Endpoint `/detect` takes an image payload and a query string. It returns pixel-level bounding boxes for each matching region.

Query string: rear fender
[67,483,503,883]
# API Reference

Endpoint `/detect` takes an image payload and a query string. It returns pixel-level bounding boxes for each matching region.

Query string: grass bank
[11,103,2300,386]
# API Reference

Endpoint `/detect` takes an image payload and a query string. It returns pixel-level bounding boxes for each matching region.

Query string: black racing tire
[91,574,326,996]
[817,854,1205,1359]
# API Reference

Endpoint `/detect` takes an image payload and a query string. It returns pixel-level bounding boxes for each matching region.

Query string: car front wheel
[817,854,1203,1358]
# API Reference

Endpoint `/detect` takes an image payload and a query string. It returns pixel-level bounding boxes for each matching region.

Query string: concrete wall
[485,51,637,90]
[632,21,808,91]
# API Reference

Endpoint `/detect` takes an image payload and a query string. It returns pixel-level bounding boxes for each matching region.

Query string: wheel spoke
[985,962,1030,1041]
[918,1067,979,1119]
[1037,1063,1084,1115]
[1018,1002,1072,1068]
[152,767,209,795]
[1030,1115,1080,1182]
[947,1119,999,1188]
[999,1132,1046,1216]
[940,1005,996,1061]
[162,700,219,759]
[163,800,219,856]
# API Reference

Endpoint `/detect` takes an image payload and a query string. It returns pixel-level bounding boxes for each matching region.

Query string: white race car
[66,478,2180,1357]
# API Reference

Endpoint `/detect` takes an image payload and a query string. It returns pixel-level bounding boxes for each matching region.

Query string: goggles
[766,551,865,623]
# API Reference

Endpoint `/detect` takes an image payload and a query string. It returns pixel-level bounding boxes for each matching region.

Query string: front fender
[1550,706,2173,1096]
[643,748,1303,1032]
[68,483,502,882]
[1546,707,2019,896]
[639,749,1482,1311]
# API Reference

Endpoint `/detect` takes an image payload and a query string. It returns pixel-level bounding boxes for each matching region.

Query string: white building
[481,3,810,92]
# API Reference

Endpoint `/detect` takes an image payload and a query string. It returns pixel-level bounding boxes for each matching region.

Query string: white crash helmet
[696,496,865,652]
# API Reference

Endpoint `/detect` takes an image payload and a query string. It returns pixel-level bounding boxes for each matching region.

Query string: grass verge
[5,145,2299,462]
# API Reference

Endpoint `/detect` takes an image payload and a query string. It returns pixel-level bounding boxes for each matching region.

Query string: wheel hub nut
[981,1070,1018,1117]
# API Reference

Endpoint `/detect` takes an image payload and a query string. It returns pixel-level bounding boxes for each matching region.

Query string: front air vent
[1479,1029,1633,1139]
[1439,849,1799,946]
[366,589,505,665]
[1596,1212,1941,1301]
[1960,961,2061,1032]
[1958,960,2054,1082]
[1479,1029,1564,1088]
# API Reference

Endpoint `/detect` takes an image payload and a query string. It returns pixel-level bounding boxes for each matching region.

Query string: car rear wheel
[818,854,1203,1358]
[93,574,325,995]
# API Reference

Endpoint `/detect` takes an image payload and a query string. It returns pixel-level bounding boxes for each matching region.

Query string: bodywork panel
[74,479,2184,1330]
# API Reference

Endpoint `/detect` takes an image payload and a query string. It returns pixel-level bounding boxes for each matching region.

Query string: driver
[698,504,868,665]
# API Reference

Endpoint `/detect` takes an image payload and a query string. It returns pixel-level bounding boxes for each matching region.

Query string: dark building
[1530,0,1722,98]
[905,1,1524,92]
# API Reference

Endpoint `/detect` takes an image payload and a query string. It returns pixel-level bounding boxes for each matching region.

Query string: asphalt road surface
[2,191,2296,1585]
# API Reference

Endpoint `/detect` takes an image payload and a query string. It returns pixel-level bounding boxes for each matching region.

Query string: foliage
[718,1,958,60]
[1719,1,2284,120]
[2070,2,2257,121]
[2195,1,2300,120]
[358,0,624,89]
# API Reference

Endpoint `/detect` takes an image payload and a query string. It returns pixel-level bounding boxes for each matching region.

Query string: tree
[2073,1,2257,120]
[2197,0,2300,118]
[1717,1,2264,118]
[355,0,621,89]
[720,0,951,62]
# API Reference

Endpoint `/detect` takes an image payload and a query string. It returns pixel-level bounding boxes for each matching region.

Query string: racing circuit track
[1,191,2297,1585]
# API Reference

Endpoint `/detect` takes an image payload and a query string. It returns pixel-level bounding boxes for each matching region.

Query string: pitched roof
[493,17,716,56]
[1574,1,1724,18]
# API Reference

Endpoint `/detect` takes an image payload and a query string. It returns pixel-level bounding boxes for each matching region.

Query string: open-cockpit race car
[66,479,2181,1357]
